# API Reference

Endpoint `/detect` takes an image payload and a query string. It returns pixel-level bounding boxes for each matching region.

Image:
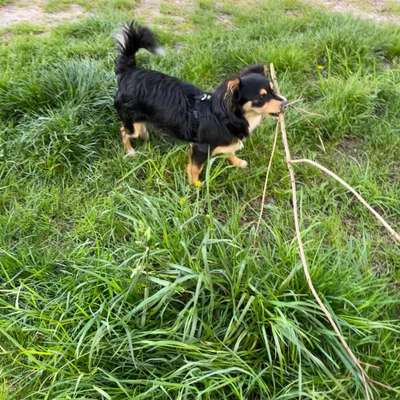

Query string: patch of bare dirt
[305,0,400,24]
[216,13,234,27]
[135,0,234,29]
[135,0,161,24]
[336,136,367,166]
[135,0,194,26]
[0,0,87,28]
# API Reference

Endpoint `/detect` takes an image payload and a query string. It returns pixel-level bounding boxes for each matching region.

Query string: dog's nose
[280,100,289,111]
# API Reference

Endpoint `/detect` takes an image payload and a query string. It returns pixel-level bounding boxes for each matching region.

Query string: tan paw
[228,155,248,168]
[237,159,248,168]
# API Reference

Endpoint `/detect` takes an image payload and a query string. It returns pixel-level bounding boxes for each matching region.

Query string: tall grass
[0,0,399,398]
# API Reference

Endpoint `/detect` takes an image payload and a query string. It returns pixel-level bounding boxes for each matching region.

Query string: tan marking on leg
[133,123,149,140]
[212,140,243,156]
[120,127,135,156]
[227,154,248,168]
[186,146,203,186]
[186,162,202,186]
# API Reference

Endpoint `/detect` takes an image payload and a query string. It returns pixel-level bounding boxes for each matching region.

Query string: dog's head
[212,64,287,137]
[222,64,288,118]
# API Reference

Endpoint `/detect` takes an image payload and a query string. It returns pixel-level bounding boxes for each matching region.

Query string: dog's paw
[125,149,136,157]
[237,159,248,168]
[238,160,249,168]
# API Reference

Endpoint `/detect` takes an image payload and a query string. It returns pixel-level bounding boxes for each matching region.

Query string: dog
[114,22,288,186]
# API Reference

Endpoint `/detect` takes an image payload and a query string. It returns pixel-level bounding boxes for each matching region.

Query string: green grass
[1,0,400,398]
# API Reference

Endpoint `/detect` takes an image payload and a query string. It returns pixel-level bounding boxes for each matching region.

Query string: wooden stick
[290,158,400,243]
[269,63,372,400]
[369,378,400,395]
[254,122,280,236]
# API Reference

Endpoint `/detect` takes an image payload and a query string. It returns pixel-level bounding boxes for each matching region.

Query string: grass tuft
[0,0,399,398]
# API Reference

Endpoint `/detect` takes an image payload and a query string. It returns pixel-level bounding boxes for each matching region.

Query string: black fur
[114,22,287,182]
[114,23,247,147]
[115,22,159,75]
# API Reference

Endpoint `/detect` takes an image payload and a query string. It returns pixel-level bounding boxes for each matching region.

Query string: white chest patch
[245,112,263,133]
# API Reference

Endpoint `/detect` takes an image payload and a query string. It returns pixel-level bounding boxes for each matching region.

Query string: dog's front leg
[226,154,248,168]
[212,140,247,168]
[186,144,209,186]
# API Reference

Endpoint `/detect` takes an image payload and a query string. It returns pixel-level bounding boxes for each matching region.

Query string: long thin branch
[269,63,372,400]
[290,158,400,243]
[254,122,280,236]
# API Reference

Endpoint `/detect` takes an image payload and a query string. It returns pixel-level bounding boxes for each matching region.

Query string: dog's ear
[224,78,240,110]
[212,77,249,137]
[240,64,267,77]
[226,78,240,93]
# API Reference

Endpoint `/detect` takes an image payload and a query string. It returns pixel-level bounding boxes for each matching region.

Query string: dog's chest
[245,112,263,133]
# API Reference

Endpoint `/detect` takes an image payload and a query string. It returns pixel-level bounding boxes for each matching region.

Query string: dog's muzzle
[281,100,289,111]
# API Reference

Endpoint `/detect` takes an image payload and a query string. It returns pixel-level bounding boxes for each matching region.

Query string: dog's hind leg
[186,144,209,186]
[120,126,136,156]
[134,123,149,141]
[120,121,149,156]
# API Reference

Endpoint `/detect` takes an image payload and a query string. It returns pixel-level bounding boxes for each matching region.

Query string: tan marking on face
[242,101,263,132]
[244,98,284,117]
[245,112,263,132]
[242,101,253,112]
[259,99,282,114]
[260,88,267,96]
[212,140,243,156]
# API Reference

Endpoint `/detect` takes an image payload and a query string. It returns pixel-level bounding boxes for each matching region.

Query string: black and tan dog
[114,22,288,185]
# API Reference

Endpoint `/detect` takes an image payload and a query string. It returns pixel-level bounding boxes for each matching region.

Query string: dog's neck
[208,94,250,139]
[244,109,263,133]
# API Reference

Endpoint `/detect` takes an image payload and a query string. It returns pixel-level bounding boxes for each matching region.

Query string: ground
[307,0,400,23]
[0,0,400,399]
[2,0,400,29]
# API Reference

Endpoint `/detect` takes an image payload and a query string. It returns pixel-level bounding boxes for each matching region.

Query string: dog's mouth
[268,112,280,118]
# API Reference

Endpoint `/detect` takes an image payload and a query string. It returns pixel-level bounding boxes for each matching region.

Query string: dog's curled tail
[115,22,164,75]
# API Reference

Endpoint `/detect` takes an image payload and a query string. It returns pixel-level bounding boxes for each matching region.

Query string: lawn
[0,0,400,398]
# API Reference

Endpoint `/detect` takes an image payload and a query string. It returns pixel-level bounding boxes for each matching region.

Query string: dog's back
[114,23,202,141]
